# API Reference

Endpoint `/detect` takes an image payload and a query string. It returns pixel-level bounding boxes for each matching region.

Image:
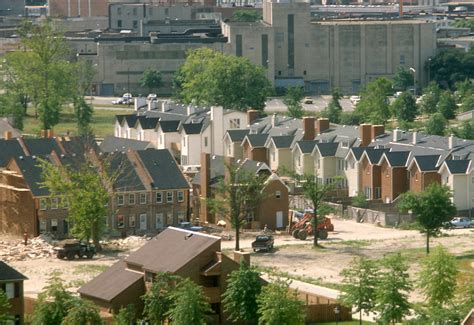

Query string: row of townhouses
[115,102,474,215]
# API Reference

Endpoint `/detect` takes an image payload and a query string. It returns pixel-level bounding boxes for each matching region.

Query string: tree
[39,152,110,248]
[454,79,474,103]
[222,261,263,323]
[257,279,304,325]
[419,81,442,114]
[0,94,25,130]
[460,93,474,112]
[340,111,360,125]
[351,191,368,209]
[355,77,392,124]
[398,183,457,254]
[72,61,96,136]
[339,257,379,325]
[393,67,414,91]
[456,271,474,316]
[174,48,272,111]
[452,18,474,32]
[437,91,457,120]
[32,274,76,325]
[140,68,163,94]
[113,305,136,325]
[450,119,474,140]
[0,289,12,325]
[375,253,412,324]
[427,48,474,89]
[283,87,304,118]
[166,278,212,325]
[322,89,343,123]
[61,299,103,325]
[232,10,262,22]
[208,161,267,251]
[390,91,418,123]
[74,98,94,136]
[424,113,446,136]
[142,272,177,324]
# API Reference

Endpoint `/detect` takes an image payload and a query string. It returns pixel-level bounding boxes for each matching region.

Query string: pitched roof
[108,152,146,192]
[296,140,317,154]
[0,138,25,167]
[182,123,203,135]
[271,135,295,149]
[100,136,152,153]
[0,261,27,281]
[227,129,250,142]
[137,116,160,130]
[115,115,127,124]
[124,115,138,128]
[158,120,180,133]
[0,118,21,139]
[11,156,49,196]
[244,134,268,148]
[136,149,189,190]
[315,142,339,157]
[443,159,471,174]
[78,260,143,302]
[348,147,366,161]
[125,227,220,273]
[23,138,63,156]
[413,155,441,172]
[382,151,410,167]
[364,148,390,164]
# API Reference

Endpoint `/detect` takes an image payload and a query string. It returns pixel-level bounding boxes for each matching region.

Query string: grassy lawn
[310,321,375,325]
[22,105,132,138]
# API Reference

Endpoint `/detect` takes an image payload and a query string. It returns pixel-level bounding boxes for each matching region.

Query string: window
[275,191,281,199]
[50,198,58,209]
[167,191,173,203]
[177,191,184,202]
[117,195,124,206]
[5,283,14,299]
[117,7,122,15]
[156,213,164,229]
[415,173,418,181]
[156,192,163,203]
[400,54,405,65]
[177,211,185,223]
[303,70,307,75]
[62,198,69,209]
[39,199,47,210]
[140,193,147,205]
[159,134,163,145]
[181,156,188,165]
[229,118,240,129]
[51,219,58,232]
[183,137,186,147]
[204,137,208,147]
[133,20,138,29]
[129,215,136,228]
[166,213,173,225]
[117,215,125,228]
[317,159,321,169]
[39,220,47,232]
[132,7,137,15]
[117,20,122,28]
[129,194,135,205]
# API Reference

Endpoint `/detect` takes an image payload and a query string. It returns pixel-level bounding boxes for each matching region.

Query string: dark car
[55,240,96,260]
[251,235,274,252]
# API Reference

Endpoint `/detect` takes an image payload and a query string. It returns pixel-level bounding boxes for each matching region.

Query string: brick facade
[380,160,408,203]
[360,156,381,200]
[409,165,441,193]
[49,0,108,18]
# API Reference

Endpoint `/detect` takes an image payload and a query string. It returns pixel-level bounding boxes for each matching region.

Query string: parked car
[147,93,157,101]
[445,217,472,229]
[112,93,133,105]
[350,96,360,105]
[303,96,313,104]
[251,235,274,252]
[55,240,96,260]
[178,221,204,232]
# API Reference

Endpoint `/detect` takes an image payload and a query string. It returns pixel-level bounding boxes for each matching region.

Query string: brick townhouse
[0,261,27,325]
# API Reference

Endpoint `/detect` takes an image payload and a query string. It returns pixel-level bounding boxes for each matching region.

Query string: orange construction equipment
[289,212,334,241]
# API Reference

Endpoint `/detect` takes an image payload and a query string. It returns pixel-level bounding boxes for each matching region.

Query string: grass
[73,264,108,275]
[326,240,373,248]
[310,321,375,325]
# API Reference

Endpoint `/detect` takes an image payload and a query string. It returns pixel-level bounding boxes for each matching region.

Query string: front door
[155,213,164,229]
[140,214,147,230]
[276,211,283,229]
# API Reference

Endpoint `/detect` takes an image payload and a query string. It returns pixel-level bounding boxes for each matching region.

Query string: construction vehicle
[289,211,334,241]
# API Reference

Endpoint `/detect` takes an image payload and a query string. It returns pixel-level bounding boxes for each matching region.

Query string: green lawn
[22,105,132,138]
[310,321,375,325]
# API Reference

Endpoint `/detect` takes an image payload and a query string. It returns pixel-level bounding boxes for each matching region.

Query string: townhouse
[0,262,27,325]
[439,160,473,213]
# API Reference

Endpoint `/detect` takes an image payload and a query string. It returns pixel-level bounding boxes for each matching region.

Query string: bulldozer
[289,211,334,241]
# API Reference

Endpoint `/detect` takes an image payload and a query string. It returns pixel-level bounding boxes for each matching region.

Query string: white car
[147,93,157,101]
[446,217,472,229]
[112,93,133,105]
[350,96,360,105]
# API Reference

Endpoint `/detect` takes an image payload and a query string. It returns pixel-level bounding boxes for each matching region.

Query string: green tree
[437,91,457,119]
[419,82,442,114]
[450,119,474,140]
[0,94,25,130]
[232,10,263,22]
[398,183,457,254]
[375,253,412,324]
[257,279,304,325]
[460,93,474,112]
[355,77,392,124]
[284,86,304,118]
[113,304,136,325]
[322,89,343,123]
[166,278,212,325]
[39,153,110,248]
[454,79,474,103]
[222,261,263,323]
[452,18,474,32]
[208,161,267,251]
[142,272,177,324]
[391,91,418,122]
[424,113,447,136]
[174,48,271,111]
[393,67,414,91]
[140,68,163,94]
[72,60,96,136]
[351,191,368,208]
[61,299,103,325]
[456,271,474,316]
[340,111,360,125]
[339,257,379,325]
[32,274,77,325]
[0,289,12,325]
[427,47,474,89]
[74,98,94,136]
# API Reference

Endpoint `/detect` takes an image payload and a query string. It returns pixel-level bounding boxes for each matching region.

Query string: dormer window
[229,118,240,129]
[341,141,349,148]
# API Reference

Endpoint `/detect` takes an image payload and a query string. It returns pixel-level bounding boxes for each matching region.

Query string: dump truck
[55,240,96,260]
[289,211,334,240]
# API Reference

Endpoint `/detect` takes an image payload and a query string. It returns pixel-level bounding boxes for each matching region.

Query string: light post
[409,67,416,97]
[427,57,432,85]
[334,305,340,325]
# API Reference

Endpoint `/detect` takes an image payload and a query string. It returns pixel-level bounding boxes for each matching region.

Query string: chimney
[161,101,167,112]
[40,130,47,138]
[187,105,195,116]
[412,131,420,145]
[200,153,211,222]
[46,129,54,138]
[449,134,454,149]
[316,118,330,135]
[233,250,251,265]
[302,117,315,140]
[371,125,385,142]
[247,109,259,126]
[359,124,372,147]
[3,131,12,140]
[271,113,277,127]
[392,128,402,142]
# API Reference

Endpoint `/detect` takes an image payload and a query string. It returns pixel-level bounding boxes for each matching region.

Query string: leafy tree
[419,81,442,114]
[375,253,412,324]
[355,77,392,124]
[460,93,474,112]
[0,94,25,130]
[39,153,110,248]
[427,47,474,89]
[393,67,414,91]
[174,48,271,111]
[339,257,379,325]
[454,79,474,103]
[72,61,96,136]
[391,91,418,122]
[232,10,262,22]
[32,274,77,325]
[351,191,368,208]
[208,161,267,251]
[424,113,446,136]
[452,18,474,32]
[398,183,456,254]
[257,279,304,325]
[321,89,343,123]
[222,261,263,323]
[0,289,12,325]
[437,91,457,119]
[166,278,212,325]
[113,304,136,325]
[284,87,304,118]
[142,272,177,324]
[340,111,360,125]
[450,119,474,140]
[456,271,474,316]
[74,98,94,136]
[61,299,103,325]
[140,68,163,94]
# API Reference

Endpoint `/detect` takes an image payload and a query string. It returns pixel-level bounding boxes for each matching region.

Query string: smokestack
[359,124,372,147]
[302,117,315,141]
[271,114,277,128]
[247,110,259,126]
[393,128,402,142]
[316,118,330,135]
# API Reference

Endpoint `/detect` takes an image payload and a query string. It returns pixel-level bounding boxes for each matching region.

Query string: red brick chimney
[247,110,259,126]
[302,117,315,141]
[371,125,385,142]
[200,153,211,222]
[47,129,54,138]
[3,131,12,140]
[316,118,330,135]
[359,124,372,147]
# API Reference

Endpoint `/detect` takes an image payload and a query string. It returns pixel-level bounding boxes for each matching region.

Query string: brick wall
[49,0,108,18]
[251,147,268,164]
[258,180,289,230]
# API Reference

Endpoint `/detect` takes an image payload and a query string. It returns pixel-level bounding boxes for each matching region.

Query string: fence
[305,304,352,323]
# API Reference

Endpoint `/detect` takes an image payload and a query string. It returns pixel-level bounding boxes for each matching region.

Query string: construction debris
[0,234,56,262]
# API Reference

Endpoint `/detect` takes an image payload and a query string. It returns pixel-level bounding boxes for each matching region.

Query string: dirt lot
[4,218,473,301]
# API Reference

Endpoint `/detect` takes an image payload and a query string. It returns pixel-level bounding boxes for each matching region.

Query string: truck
[251,235,274,252]
[55,240,96,260]
[289,211,334,240]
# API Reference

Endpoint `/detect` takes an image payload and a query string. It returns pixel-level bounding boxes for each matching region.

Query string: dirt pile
[0,234,56,262]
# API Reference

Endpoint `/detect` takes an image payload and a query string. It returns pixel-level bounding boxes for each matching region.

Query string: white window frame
[140,193,147,205]
[155,213,164,229]
[167,191,173,203]
[275,191,281,199]
[129,193,135,205]
[177,211,185,223]
[39,198,47,210]
[229,118,240,129]
[156,192,163,203]
[117,195,124,206]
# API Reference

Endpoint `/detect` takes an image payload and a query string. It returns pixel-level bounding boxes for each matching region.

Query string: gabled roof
[108,152,146,192]
[242,134,269,148]
[182,123,203,135]
[442,159,471,174]
[314,142,339,157]
[347,147,366,161]
[363,148,391,164]
[23,138,63,156]
[0,138,25,167]
[100,136,152,153]
[295,140,318,154]
[0,261,27,281]
[136,149,189,190]
[380,151,410,167]
[411,155,441,172]
[269,135,295,149]
[137,116,160,130]
[0,118,21,139]
[124,115,139,128]
[125,227,220,273]
[226,129,250,142]
[158,120,180,133]
[11,156,49,197]
[115,114,128,125]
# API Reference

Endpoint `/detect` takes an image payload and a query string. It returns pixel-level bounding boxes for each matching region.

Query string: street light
[409,67,416,97]
[334,305,340,325]
[427,57,432,84]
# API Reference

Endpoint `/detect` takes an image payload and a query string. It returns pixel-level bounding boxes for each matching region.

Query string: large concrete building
[49,0,108,17]
[0,0,25,17]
